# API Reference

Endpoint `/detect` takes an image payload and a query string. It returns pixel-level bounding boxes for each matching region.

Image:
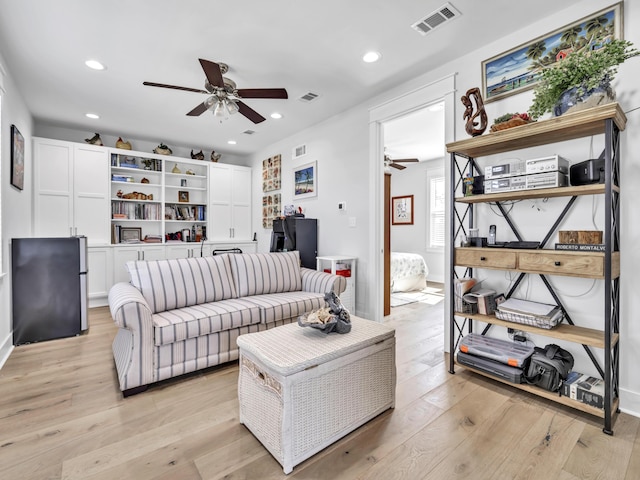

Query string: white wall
[246,0,640,416]
[390,159,445,283]
[0,52,33,367]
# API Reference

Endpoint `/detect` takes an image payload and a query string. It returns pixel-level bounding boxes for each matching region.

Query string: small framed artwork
[392,195,414,225]
[178,191,189,203]
[120,227,142,243]
[293,161,317,199]
[11,124,25,190]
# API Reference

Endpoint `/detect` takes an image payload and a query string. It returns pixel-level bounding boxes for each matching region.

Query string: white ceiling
[0,0,583,156]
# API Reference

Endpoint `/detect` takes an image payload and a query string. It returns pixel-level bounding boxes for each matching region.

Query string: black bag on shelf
[524,344,574,392]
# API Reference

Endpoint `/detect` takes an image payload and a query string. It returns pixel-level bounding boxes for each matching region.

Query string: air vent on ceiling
[292,144,307,159]
[243,129,256,135]
[411,2,461,36]
[299,92,320,102]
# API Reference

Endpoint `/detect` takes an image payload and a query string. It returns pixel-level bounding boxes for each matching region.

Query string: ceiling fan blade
[236,88,288,99]
[199,59,225,88]
[390,163,407,170]
[186,101,209,116]
[391,158,419,163]
[143,81,208,94]
[236,101,266,124]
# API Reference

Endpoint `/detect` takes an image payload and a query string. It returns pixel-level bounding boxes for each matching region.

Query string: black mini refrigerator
[11,237,88,345]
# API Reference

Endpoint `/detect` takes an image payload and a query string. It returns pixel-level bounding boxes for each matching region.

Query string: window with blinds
[427,168,445,249]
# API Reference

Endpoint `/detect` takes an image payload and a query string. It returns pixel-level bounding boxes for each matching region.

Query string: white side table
[316,256,356,313]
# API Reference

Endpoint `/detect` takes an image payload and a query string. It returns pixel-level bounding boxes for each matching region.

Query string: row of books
[112,201,162,220]
[111,155,163,172]
[165,204,206,221]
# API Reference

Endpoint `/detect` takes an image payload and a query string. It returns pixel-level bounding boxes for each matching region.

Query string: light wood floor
[1,299,639,479]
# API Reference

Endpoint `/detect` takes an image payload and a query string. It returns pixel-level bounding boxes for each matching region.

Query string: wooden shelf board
[446,103,626,157]
[455,184,618,204]
[455,312,618,349]
[454,360,618,419]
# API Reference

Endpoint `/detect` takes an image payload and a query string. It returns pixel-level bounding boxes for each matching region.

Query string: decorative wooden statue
[461,87,488,137]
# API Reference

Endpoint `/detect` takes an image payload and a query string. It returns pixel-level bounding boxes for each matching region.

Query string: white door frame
[368,74,457,334]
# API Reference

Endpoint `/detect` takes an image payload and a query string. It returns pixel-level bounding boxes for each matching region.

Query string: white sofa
[108,251,346,396]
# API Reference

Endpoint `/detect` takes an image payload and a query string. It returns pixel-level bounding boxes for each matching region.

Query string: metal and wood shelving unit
[446,103,624,434]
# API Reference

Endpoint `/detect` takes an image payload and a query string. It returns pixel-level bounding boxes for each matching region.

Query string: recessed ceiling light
[85,60,106,71]
[85,113,100,119]
[270,112,283,119]
[362,51,382,63]
[227,140,237,145]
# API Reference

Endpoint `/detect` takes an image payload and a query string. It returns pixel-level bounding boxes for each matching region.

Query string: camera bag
[524,344,574,392]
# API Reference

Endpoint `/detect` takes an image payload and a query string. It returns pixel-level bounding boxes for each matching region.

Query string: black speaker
[570,158,605,185]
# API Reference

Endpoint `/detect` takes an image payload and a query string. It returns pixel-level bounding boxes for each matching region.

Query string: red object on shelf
[324,268,351,277]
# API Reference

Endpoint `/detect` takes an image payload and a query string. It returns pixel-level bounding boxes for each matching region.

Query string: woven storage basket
[237,316,396,474]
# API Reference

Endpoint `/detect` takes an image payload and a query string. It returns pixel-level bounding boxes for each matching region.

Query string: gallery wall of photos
[262,154,281,228]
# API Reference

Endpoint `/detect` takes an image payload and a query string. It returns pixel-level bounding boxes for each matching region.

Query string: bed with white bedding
[390,252,429,292]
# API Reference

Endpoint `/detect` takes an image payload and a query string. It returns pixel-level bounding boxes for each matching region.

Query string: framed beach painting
[482,3,622,103]
[293,161,317,199]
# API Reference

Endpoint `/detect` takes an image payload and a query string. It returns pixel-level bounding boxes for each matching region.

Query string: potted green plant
[529,38,639,120]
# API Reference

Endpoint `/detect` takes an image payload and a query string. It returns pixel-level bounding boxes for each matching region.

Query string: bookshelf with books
[110,148,164,244]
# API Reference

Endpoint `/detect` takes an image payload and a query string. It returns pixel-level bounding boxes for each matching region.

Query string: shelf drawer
[455,248,517,269]
[519,251,604,278]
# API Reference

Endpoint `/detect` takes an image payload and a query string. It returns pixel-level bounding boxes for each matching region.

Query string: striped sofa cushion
[229,251,302,297]
[152,298,261,346]
[127,256,237,314]
[243,291,327,324]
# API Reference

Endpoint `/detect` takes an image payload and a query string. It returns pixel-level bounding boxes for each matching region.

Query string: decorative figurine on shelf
[116,137,132,150]
[190,149,205,160]
[461,87,488,137]
[84,133,103,146]
[154,142,173,155]
[141,177,150,184]
[171,163,181,174]
[116,189,123,198]
[186,169,195,175]
[211,151,221,162]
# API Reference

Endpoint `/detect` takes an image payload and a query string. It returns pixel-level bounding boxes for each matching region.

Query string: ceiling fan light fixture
[226,99,240,115]
[213,100,227,118]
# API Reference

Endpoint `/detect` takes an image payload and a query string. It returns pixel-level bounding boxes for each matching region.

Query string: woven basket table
[237,316,396,474]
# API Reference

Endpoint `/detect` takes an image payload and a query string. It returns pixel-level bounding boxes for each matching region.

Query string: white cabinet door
[112,246,141,284]
[140,245,165,261]
[73,144,110,243]
[87,246,112,306]
[33,139,74,237]
[209,164,252,241]
[33,138,110,244]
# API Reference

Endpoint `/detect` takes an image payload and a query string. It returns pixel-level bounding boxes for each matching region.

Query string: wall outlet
[348,217,356,228]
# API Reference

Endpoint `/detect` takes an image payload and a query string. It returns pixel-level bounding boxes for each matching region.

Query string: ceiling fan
[143,59,288,124]
[384,154,419,170]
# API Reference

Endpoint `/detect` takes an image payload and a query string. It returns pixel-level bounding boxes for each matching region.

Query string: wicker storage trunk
[237,316,396,474]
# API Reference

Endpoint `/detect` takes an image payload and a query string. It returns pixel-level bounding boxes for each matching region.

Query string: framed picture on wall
[293,161,317,199]
[11,124,25,190]
[392,195,414,225]
[481,3,622,103]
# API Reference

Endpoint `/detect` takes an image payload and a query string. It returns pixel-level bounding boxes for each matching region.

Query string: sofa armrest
[301,267,347,295]
[108,282,156,392]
